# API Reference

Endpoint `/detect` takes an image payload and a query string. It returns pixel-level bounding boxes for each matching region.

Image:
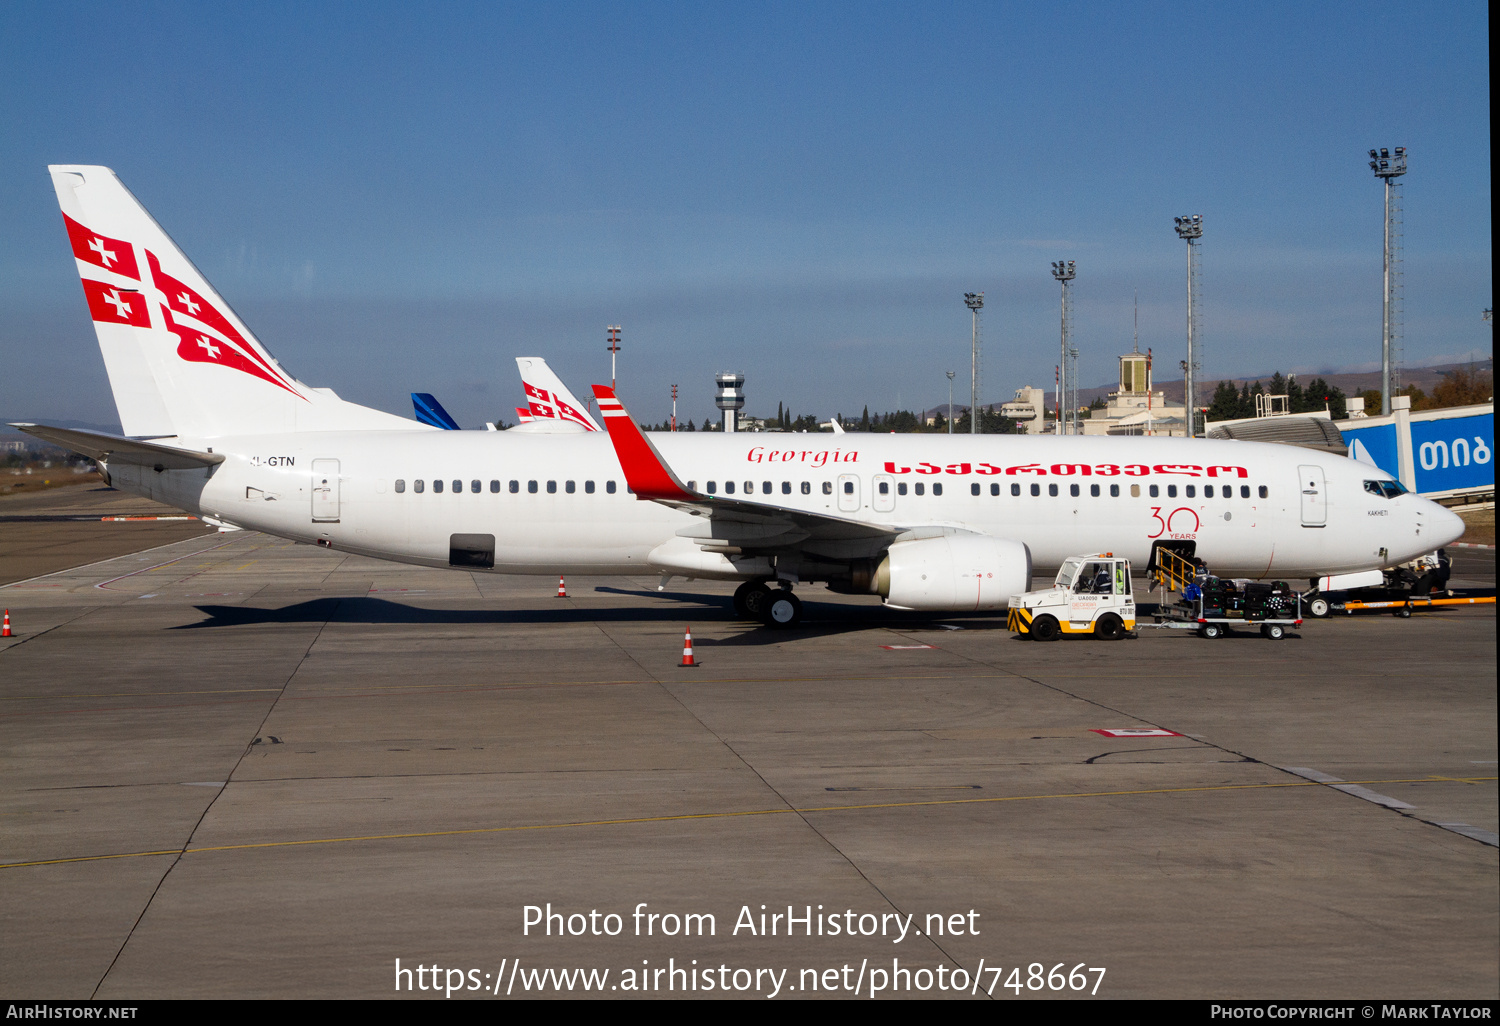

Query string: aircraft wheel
[1031,615,1060,642]
[1261,624,1285,640]
[736,581,771,620]
[762,590,803,628]
[1093,614,1125,640]
[1199,623,1223,639]
[1307,596,1330,618]
[1394,604,1412,618]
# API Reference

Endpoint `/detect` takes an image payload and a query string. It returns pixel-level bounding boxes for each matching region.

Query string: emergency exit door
[312,459,341,522]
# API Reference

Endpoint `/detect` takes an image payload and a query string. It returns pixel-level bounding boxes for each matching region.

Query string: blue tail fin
[412,393,461,430]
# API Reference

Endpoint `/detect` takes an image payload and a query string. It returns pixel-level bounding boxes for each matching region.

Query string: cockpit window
[1364,479,1407,499]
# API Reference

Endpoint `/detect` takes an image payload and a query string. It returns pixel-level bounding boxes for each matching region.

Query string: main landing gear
[733,580,804,628]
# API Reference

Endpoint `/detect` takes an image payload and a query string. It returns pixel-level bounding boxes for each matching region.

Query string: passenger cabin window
[933,483,943,496]
[763,482,772,494]
[585,480,595,494]
[1167,485,1177,498]
[395,479,406,493]
[1131,484,1141,497]
[744,481,753,494]
[528,480,538,493]
[801,482,811,495]
[1110,484,1120,497]
[547,480,557,494]
[1240,485,1250,498]
[898,482,908,496]
[881,481,891,495]
[725,481,736,494]
[844,481,856,494]
[782,482,791,495]
[1030,483,1040,496]
[914,482,924,496]
[1012,483,1021,496]
[1258,485,1268,498]
[433,479,444,493]
[452,480,461,493]
[489,480,500,493]
[471,480,481,493]
[1149,485,1159,498]
[991,483,1000,496]
[707,481,717,494]
[606,481,617,494]
[1070,484,1080,497]
[565,480,575,494]
[414,479,424,493]
[1186,485,1195,498]
[1048,483,1058,497]
[1090,484,1100,497]
[822,482,832,495]
[509,480,519,493]
[971,483,980,496]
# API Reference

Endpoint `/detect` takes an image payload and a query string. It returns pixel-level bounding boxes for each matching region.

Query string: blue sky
[1,1,1490,429]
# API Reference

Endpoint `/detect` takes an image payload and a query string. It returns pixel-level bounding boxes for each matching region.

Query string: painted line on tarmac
[4,775,1492,871]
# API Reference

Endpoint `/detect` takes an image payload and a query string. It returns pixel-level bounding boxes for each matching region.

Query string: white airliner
[18,165,1464,627]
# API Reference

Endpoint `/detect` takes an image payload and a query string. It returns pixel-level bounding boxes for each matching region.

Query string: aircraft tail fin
[412,392,461,429]
[49,165,420,439]
[516,357,602,431]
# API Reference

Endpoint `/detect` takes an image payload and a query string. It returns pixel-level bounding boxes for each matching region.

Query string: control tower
[715,372,745,432]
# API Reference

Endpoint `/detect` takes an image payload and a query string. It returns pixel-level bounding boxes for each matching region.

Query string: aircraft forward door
[1298,464,1326,527]
[873,474,895,512]
[312,459,341,522]
[837,473,860,512]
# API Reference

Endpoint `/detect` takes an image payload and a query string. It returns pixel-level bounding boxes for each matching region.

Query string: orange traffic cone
[556,576,568,598]
[1,610,9,637]
[679,625,697,668]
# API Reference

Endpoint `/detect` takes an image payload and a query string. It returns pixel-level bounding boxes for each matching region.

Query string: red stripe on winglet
[590,385,697,501]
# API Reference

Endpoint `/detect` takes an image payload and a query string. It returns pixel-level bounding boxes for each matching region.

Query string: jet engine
[874,534,1032,611]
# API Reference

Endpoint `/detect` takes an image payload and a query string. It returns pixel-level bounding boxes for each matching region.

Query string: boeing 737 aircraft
[18,166,1465,627]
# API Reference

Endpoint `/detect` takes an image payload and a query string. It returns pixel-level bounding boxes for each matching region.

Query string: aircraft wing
[12,423,225,469]
[590,386,894,546]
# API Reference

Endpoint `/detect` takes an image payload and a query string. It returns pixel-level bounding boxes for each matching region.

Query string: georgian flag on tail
[146,253,302,397]
[63,213,141,281]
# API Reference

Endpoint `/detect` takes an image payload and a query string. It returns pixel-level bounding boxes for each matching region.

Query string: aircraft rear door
[1298,464,1326,526]
[312,459,341,522]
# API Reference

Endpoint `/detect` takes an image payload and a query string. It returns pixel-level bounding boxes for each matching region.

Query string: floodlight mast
[1050,261,1076,434]
[607,325,622,390]
[946,370,955,435]
[1369,146,1407,416]
[964,293,984,434]
[1173,215,1203,437]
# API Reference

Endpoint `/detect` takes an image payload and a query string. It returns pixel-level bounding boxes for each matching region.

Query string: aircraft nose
[1430,502,1466,548]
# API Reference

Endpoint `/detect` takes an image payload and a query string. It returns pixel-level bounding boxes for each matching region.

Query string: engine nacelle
[875,535,1032,611]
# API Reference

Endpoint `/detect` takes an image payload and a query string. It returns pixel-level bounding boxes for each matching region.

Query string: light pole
[964,293,983,434]
[1369,147,1407,416]
[606,325,621,390]
[1051,261,1075,434]
[946,370,955,434]
[1173,215,1203,437]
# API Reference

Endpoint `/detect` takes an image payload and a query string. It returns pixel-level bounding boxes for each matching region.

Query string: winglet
[591,386,698,501]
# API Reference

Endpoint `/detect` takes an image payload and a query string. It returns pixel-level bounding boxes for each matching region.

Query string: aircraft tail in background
[49,165,419,439]
[412,392,461,429]
[516,357,602,431]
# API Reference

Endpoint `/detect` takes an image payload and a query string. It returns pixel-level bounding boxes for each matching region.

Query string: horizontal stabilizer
[11,423,224,469]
